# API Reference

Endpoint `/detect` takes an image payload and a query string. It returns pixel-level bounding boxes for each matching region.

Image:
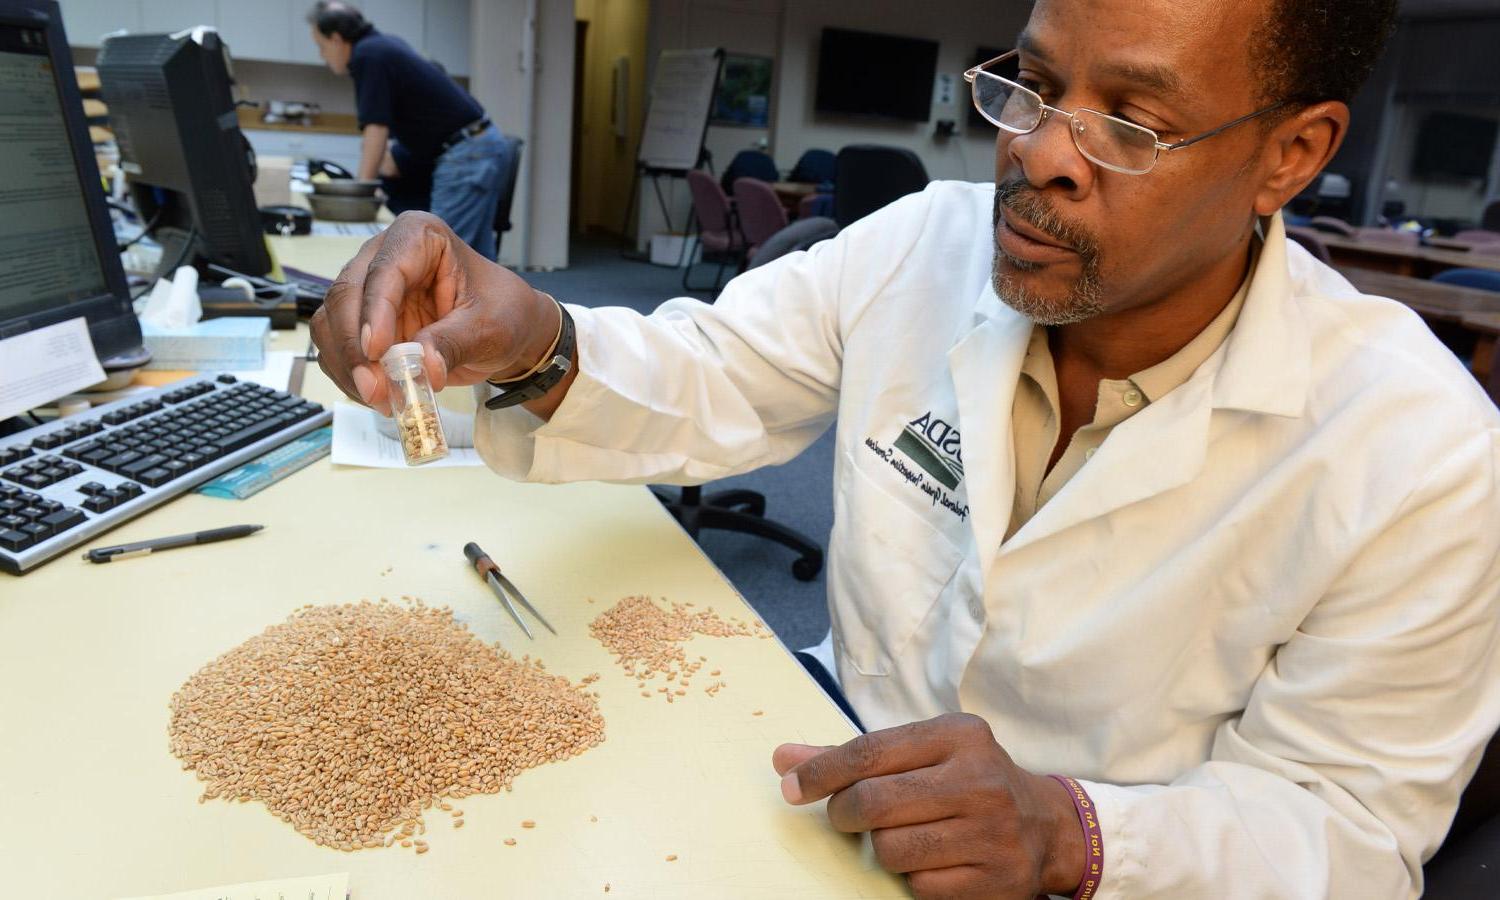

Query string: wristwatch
[483,302,576,410]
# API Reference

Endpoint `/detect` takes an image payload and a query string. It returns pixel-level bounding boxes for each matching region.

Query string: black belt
[438,117,492,155]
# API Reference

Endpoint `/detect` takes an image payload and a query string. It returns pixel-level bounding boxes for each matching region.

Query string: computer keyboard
[0,374,330,575]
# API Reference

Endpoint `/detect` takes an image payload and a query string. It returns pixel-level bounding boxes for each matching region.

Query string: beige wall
[574,0,650,235]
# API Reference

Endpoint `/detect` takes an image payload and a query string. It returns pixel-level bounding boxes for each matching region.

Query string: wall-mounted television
[1412,112,1497,181]
[815,27,939,122]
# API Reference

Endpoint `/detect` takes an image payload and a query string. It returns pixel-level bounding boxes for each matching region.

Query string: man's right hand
[310,211,566,417]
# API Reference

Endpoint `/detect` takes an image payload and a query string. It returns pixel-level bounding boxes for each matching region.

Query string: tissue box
[141,317,271,370]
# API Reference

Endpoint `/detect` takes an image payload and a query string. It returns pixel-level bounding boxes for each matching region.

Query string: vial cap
[381,341,425,365]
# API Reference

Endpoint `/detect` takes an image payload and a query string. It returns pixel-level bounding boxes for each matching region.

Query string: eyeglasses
[963,50,1285,176]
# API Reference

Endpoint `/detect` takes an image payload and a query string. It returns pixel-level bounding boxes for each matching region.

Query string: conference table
[1339,267,1500,383]
[0,236,902,899]
[1319,233,1500,278]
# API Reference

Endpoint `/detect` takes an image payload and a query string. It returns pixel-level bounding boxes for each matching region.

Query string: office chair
[1422,729,1500,896]
[731,177,788,258]
[652,482,823,582]
[1433,268,1500,293]
[719,150,779,196]
[492,134,523,258]
[1308,215,1356,236]
[747,216,840,270]
[682,169,747,293]
[788,148,836,185]
[833,145,929,228]
[1285,226,1333,265]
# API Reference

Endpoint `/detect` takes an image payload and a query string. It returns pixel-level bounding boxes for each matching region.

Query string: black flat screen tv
[1412,112,1497,181]
[815,27,938,122]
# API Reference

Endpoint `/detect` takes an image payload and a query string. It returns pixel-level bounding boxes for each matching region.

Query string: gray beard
[992,247,1106,325]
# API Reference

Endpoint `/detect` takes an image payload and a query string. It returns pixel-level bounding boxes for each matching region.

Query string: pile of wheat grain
[588,595,769,702]
[168,600,604,851]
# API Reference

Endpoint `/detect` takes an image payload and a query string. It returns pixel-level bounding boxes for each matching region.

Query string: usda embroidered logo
[863,412,969,521]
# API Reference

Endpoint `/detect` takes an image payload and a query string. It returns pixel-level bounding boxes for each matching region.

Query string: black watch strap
[483,303,576,410]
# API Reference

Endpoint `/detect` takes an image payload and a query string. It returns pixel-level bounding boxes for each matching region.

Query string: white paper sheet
[330,401,483,468]
[0,317,107,421]
[114,872,348,900]
[233,350,297,392]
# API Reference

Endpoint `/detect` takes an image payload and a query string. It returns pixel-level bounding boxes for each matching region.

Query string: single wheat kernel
[505,838,517,846]
[522,820,536,828]
[753,710,764,716]
[666,854,678,861]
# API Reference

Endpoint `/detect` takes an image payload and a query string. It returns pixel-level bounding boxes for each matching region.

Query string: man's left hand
[773,712,1084,899]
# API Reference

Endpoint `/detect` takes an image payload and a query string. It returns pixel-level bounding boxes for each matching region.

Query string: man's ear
[1253,101,1350,217]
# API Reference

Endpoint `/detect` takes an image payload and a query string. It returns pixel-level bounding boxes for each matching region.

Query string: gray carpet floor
[522,237,833,651]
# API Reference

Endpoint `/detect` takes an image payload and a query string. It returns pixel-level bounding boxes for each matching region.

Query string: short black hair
[1251,0,1398,107]
[307,1,373,42]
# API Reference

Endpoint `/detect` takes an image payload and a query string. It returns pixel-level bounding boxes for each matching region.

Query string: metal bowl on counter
[311,178,382,198]
[307,192,385,222]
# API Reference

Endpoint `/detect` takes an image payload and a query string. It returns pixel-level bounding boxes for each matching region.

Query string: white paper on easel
[0,316,106,420]
[113,871,348,900]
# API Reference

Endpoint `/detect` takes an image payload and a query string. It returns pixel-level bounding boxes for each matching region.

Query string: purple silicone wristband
[1048,774,1103,900]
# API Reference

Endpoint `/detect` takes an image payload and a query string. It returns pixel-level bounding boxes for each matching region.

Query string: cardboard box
[649,233,701,267]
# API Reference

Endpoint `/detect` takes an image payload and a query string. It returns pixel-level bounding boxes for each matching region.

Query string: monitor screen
[815,27,939,123]
[0,0,139,370]
[0,21,111,322]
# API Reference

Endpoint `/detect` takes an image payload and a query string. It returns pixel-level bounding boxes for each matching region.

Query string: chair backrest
[1483,200,1500,232]
[1433,268,1500,293]
[1285,226,1332,264]
[492,135,524,236]
[732,177,788,248]
[686,169,734,238]
[1308,215,1356,236]
[789,148,836,185]
[1454,229,1500,245]
[833,145,930,228]
[1355,227,1419,248]
[720,150,779,195]
[747,216,840,270]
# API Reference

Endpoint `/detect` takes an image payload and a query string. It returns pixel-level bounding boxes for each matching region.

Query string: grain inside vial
[167,600,605,850]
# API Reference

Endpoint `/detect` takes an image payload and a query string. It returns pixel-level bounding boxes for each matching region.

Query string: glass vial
[380,342,449,466]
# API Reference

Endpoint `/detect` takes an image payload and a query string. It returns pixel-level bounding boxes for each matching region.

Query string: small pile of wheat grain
[168,600,605,851]
[588,596,769,701]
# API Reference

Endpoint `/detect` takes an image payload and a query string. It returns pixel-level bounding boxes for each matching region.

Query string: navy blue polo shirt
[349,29,484,164]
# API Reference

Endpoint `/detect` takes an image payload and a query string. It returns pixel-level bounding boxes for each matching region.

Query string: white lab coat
[475,181,1500,898]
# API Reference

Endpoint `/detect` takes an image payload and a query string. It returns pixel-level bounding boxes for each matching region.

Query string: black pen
[82,525,264,563]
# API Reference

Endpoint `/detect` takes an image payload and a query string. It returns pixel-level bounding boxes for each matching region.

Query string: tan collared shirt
[1007,267,1254,540]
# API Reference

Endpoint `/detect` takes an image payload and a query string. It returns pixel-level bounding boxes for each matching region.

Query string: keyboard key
[101,450,143,471]
[41,467,69,481]
[0,446,24,466]
[120,454,169,479]
[82,495,112,513]
[39,508,85,533]
[138,467,172,487]
[216,373,237,383]
[17,506,45,519]
[19,473,49,490]
[0,514,25,530]
[0,528,32,551]
[21,522,49,542]
[76,481,105,496]
[0,485,16,498]
[161,459,190,478]
[116,482,143,499]
[99,488,127,506]
[16,492,40,504]
[31,433,66,450]
[36,499,62,514]
[0,499,21,514]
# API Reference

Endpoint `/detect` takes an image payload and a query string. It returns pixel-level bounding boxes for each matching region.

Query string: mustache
[994,179,1100,261]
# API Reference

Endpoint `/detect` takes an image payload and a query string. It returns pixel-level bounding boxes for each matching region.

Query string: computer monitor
[97,28,273,279]
[0,0,143,369]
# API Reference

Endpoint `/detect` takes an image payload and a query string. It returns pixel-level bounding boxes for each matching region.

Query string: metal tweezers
[463,541,556,639]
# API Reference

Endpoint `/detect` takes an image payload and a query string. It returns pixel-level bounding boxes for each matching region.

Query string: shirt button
[967,593,984,619]
[1123,388,1143,408]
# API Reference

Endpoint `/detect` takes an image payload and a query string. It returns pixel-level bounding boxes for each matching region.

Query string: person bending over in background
[307,0,511,260]
[311,0,1500,895]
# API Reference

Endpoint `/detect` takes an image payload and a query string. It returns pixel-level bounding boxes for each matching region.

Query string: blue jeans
[430,126,509,261]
